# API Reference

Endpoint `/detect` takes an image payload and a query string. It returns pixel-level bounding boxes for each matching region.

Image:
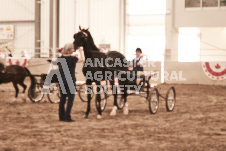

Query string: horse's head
[73,26,91,50]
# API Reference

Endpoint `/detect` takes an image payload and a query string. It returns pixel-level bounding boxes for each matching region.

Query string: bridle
[74,31,88,47]
[82,31,88,38]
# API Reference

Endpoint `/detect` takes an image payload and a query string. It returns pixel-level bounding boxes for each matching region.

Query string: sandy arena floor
[0,78,226,150]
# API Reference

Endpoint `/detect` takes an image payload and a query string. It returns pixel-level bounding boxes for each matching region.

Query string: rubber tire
[47,83,60,103]
[115,87,125,110]
[78,83,94,102]
[95,86,107,112]
[165,86,176,112]
[149,88,159,114]
[28,84,44,103]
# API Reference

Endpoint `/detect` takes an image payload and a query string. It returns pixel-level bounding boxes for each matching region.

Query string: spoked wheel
[165,86,176,112]
[78,83,94,102]
[95,85,107,112]
[28,83,44,103]
[148,88,159,114]
[47,83,60,103]
[115,87,125,110]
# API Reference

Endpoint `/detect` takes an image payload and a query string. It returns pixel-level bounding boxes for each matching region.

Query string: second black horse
[0,62,36,102]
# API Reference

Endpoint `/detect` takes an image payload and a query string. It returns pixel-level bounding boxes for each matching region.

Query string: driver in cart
[129,48,148,91]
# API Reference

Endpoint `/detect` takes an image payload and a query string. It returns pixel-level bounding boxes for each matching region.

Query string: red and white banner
[6,57,29,67]
[202,62,226,80]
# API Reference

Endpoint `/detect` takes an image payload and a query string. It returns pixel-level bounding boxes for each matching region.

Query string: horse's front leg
[110,79,118,116]
[85,80,92,118]
[96,81,102,119]
[123,86,129,115]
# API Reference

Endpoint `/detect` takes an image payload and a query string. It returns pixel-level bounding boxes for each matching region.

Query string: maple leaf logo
[16,60,20,65]
[215,63,221,69]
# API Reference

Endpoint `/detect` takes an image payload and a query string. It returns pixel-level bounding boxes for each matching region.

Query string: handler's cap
[136,48,142,53]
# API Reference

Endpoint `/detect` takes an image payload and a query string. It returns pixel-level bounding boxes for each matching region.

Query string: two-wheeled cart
[114,73,176,114]
[77,72,176,114]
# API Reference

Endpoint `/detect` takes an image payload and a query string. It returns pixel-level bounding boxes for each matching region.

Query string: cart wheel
[47,83,60,103]
[165,86,176,112]
[148,88,159,114]
[28,83,44,103]
[95,85,107,112]
[116,95,125,110]
[78,83,94,102]
[115,87,125,110]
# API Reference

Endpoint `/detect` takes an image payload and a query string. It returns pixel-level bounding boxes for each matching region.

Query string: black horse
[0,62,36,102]
[73,26,132,119]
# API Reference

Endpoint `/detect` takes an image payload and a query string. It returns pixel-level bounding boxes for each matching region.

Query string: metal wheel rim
[149,89,159,114]
[100,98,107,111]
[117,95,125,109]
[79,83,93,102]
[48,86,60,103]
[166,87,176,111]
[29,85,44,102]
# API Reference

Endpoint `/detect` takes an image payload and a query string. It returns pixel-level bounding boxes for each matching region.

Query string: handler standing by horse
[58,43,84,122]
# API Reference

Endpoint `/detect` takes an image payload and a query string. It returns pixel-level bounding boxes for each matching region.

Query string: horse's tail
[24,67,36,97]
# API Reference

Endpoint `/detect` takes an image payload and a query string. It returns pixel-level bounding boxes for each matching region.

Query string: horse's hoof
[13,98,17,102]
[22,97,26,103]
[123,108,129,115]
[9,99,16,104]
[97,115,102,119]
[110,106,117,116]
[21,94,26,100]
[123,103,129,115]
[110,111,116,116]
[84,114,88,119]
